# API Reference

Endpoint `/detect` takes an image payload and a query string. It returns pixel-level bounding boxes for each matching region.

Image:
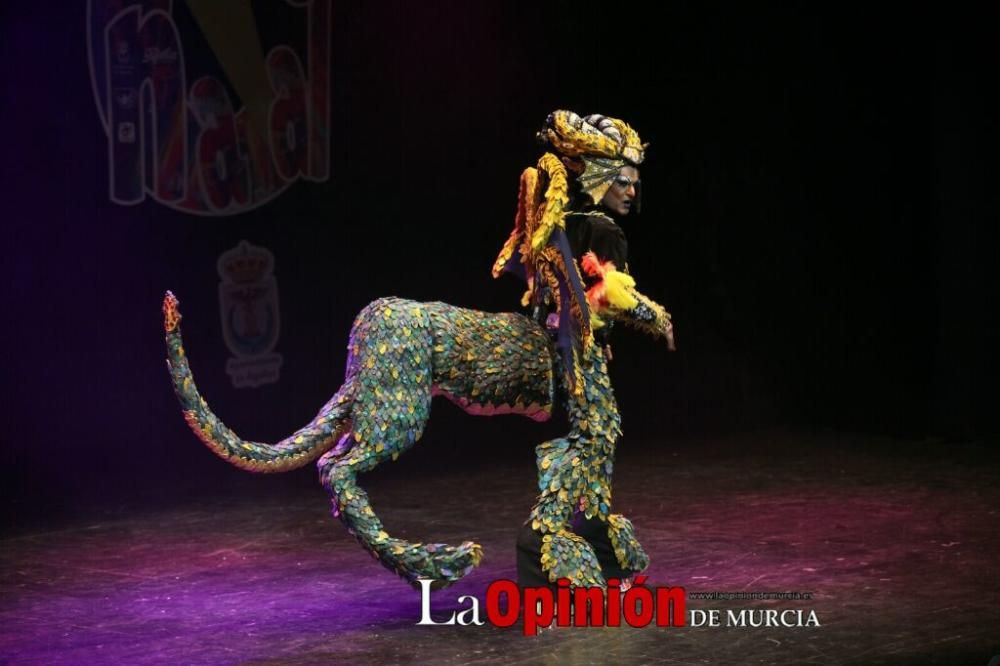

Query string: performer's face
[602,165,640,216]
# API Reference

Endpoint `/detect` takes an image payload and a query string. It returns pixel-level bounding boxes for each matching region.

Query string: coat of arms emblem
[217,240,283,387]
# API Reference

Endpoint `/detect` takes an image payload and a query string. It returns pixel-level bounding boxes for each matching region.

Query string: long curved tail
[163,291,353,473]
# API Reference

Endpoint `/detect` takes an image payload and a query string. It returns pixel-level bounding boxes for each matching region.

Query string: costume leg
[516,514,635,588]
[606,513,650,574]
[516,523,553,588]
[571,513,637,581]
[317,298,482,587]
[517,342,648,587]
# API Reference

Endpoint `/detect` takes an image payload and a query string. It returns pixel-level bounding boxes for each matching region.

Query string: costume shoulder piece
[493,110,647,394]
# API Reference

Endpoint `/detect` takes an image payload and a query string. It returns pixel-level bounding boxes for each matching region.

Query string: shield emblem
[218,276,280,358]
[217,240,280,360]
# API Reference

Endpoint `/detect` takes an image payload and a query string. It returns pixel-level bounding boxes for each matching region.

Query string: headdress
[537,111,645,204]
[492,111,646,394]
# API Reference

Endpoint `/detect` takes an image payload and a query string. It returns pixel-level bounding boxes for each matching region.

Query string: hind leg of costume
[317,298,482,587]
[318,442,483,588]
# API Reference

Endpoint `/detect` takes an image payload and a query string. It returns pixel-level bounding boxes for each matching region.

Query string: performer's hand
[665,318,676,351]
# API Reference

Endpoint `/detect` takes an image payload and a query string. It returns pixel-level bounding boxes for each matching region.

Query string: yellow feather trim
[523,167,541,227]
[492,167,538,278]
[530,153,569,252]
[492,229,520,279]
[602,269,639,310]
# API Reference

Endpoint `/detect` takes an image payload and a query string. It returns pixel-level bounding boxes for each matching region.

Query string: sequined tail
[163,291,353,473]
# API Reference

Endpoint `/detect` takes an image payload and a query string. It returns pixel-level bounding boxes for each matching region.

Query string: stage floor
[2,431,998,665]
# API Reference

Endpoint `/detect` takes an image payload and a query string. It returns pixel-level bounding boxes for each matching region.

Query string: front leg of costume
[521,341,649,587]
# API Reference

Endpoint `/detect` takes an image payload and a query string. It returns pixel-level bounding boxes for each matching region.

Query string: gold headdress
[538,111,645,204]
[492,111,646,394]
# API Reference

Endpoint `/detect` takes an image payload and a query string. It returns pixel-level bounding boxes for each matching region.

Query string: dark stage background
[0,4,995,529]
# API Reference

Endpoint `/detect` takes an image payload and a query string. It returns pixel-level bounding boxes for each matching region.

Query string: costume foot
[540,529,605,587]
[607,513,650,573]
[392,540,483,589]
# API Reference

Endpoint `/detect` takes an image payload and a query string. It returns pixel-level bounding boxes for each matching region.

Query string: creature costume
[163,110,672,591]
[493,111,673,586]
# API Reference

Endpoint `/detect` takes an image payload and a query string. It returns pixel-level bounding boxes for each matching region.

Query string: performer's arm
[605,287,676,351]
[580,251,676,350]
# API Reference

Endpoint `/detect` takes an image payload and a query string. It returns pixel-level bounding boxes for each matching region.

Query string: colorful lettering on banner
[267,47,309,182]
[190,77,249,212]
[87,0,331,216]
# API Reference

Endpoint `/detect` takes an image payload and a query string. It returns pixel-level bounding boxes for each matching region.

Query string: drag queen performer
[164,110,674,591]
[492,110,675,589]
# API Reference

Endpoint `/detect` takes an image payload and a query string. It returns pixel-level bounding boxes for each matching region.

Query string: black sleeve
[588,217,628,270]
[566,214,628,270]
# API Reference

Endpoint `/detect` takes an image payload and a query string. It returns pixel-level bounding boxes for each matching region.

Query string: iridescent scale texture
[165,292,649,587]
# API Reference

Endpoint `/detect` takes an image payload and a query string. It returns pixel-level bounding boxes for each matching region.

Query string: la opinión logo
[417,577,686,636]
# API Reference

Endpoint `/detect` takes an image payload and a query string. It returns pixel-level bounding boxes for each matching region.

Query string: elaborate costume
[493,111,672,587]
[163,110,672,591]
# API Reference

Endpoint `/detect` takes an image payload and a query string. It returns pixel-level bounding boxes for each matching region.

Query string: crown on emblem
[218,240,273,284]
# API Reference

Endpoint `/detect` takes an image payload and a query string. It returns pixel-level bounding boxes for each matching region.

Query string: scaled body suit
[164,110,673,589]
[494,111,674,586]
